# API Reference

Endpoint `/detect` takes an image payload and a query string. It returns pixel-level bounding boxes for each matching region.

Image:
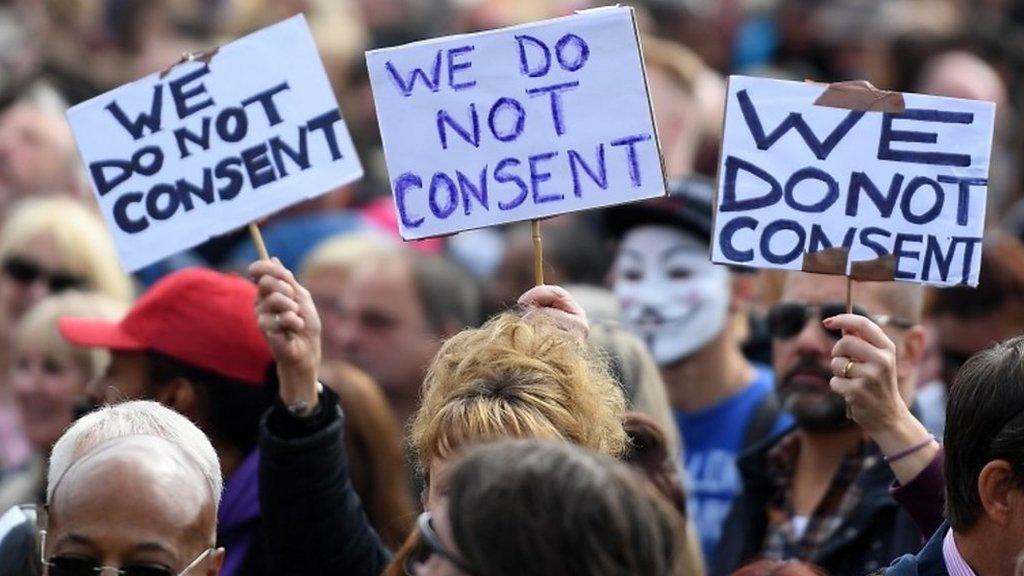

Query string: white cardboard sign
[712,75,995,286]
[366,6,665,240]
[67,15,363,271]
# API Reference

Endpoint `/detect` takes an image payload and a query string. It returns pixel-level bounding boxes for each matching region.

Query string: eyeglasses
[404,512,478,576]
[40,527,213,576]
[767,302,914,340]
[3,256,84,293]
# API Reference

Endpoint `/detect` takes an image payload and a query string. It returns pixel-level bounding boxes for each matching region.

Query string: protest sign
[67,15,362,271]
[711,75,995,287]
[366,6,665,240]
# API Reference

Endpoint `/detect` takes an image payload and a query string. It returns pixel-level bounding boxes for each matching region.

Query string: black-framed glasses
[3,256,84,293]
[767,302,914,341]
[404,512,478,576]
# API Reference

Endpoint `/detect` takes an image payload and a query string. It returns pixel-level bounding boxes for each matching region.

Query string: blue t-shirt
[675,366,792,564]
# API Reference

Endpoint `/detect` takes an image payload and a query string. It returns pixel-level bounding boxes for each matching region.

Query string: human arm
[824,314,941,486]
[251,258,391,575]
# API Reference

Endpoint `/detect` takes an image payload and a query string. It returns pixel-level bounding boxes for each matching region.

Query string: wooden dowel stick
[532,219,544,286]
[249,222,270,261]
[845,275,853,314]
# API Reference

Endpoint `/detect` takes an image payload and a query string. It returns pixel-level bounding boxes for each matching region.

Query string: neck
[954,523,1018,576]
[661,329,754,412]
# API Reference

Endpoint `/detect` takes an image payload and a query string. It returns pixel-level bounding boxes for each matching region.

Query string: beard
[777,355,854,433]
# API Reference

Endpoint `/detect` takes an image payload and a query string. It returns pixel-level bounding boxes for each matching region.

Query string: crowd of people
[0,0,1023,575]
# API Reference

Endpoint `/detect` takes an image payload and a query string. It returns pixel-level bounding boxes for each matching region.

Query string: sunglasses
[767,302,913,340]
[404,512,478,576]
[40,524,212,576]
[3,256,84,293]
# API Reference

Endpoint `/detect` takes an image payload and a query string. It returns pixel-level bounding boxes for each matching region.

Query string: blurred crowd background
[0,1,1023,574]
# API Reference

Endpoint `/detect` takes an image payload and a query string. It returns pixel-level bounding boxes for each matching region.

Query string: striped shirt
[942,530,976,576]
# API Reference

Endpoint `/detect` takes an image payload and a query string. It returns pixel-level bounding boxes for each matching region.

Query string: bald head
[46,436,219,572]
[918,51,1006,106]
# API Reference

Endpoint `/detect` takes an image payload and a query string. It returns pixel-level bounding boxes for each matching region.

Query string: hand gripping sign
[67,15,363,271]
[712,76,995,288]
[365,6,666,252]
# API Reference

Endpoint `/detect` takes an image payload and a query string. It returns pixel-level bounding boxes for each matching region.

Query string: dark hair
[944,335,1024,531]
[622,412,687,517]
[447,439,687,576]
[147,352,277,454]
[927,233,1024,319]
[409,253,482,332]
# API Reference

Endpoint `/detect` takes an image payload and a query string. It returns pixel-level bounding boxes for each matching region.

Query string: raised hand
[518,284,589,340]
[250,258,321,412]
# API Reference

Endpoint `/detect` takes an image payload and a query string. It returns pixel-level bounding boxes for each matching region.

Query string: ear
[153,377,201,420]
[977,460,1019,526]
[207,547,226,575]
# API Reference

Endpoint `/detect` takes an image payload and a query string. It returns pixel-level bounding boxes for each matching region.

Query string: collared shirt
[761,432,878,561]
[942,529,976,576]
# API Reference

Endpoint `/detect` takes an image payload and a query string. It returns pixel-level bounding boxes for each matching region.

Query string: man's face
[612,225,730,366]
[934,308,1024,387]
[338,261,439,402]
[305,267,351,362]
[85,351,151,407]
[773,273,893,432]
[45,437,220,575]
[0,105,77,200]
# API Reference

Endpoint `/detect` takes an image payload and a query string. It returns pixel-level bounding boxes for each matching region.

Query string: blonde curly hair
[411,312,628,474]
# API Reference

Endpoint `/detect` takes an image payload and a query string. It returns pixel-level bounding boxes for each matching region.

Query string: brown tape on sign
[813,80,906,114]
[850,254,898,281]
[801,248,897,282]
[159,47,221,79]
[801,247,849,275]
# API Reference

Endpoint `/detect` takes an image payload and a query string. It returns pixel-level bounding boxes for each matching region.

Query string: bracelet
[884,435,936,463]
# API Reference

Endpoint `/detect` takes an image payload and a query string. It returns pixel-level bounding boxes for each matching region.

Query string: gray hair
[47,401,222,507]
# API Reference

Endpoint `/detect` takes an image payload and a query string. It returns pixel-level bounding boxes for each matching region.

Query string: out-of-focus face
[426,456,455,512]
[45,437,221,576]
[933,309,1024,388]
[85,351,150,408]
[11,342,87,450]
[612,225,730,366]
[773,273,891,432]
[305,267,351,362]
[0,105,77,201]
[338,260,439,404]
[0,234,80,324]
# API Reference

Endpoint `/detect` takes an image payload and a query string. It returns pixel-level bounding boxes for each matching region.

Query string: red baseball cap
[59,268,273,386]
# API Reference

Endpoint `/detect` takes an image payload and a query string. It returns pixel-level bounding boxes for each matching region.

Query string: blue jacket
[884,523,950,576]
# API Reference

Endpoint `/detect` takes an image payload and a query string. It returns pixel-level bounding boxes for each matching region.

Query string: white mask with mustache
[612,225,730,366]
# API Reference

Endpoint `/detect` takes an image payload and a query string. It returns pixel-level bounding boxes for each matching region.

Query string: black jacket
[883,524,950,576]
[712,427,923,576]
[259,390,392,575]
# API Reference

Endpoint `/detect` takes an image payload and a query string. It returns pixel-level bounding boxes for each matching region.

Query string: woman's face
[425,457,455,512]
[410,503,471,576]
[0,234,80,323]
[11,342,88,450]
